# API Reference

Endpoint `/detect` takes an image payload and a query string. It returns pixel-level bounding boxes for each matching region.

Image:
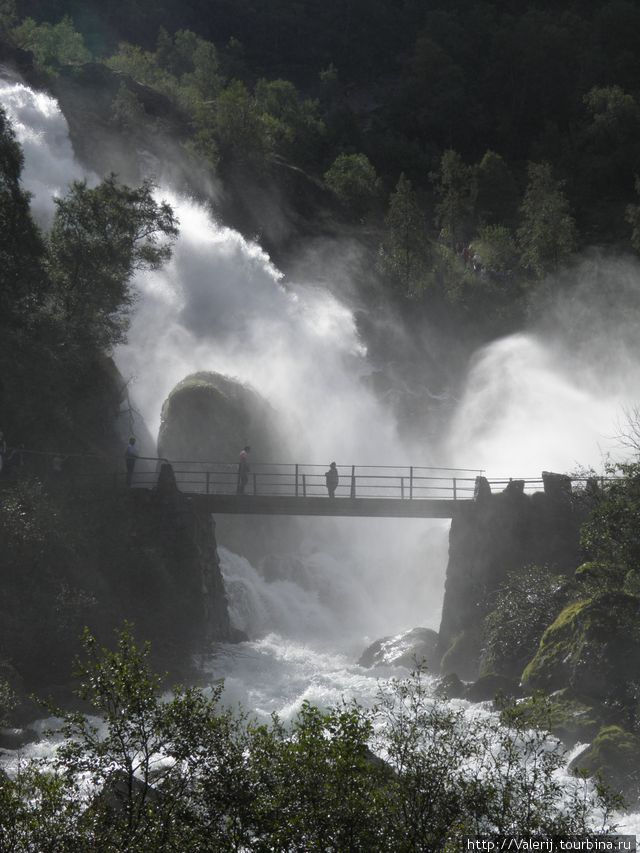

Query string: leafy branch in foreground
[0,630,620,852]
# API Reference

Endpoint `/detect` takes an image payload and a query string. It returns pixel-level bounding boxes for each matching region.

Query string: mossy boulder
[440,626,482,681]
[521,592,640,701]
[435,672,466,700]
[501,690,600,746]
[569,725,640,803]
[158,371,282,462]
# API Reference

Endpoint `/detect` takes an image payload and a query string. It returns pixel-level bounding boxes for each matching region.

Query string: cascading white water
[1,76,448,650]
[4,76,640,835]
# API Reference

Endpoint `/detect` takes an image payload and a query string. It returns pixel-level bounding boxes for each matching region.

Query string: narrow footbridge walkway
[3,450,583,519]
[139,461,489,519]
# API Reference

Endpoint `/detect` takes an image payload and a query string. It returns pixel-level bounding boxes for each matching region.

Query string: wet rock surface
[358,627,440,672]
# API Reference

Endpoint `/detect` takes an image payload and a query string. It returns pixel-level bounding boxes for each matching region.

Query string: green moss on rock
[521,592,640,700]
[158,371,282,461]
[501,690,599,746]
[569,725,640,803]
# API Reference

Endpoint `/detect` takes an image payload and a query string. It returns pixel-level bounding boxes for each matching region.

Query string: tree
[255,78,325,165]
[13,16,91,71]
[324,152,380,217]
[475,150,520,228]
[433,149,476,249]
[471,225,518,276]
[380,173,430,297]
[0,107,47,318]
[518,162,577,277]
[47,175,178,349]
[215,80,270,166]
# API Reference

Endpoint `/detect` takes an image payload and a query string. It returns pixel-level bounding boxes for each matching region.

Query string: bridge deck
[190,494,463,518]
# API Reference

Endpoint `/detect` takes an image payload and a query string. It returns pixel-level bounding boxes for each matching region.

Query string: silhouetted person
[125,437,138,486]
[325,462,339,498]
[237,445,251,494]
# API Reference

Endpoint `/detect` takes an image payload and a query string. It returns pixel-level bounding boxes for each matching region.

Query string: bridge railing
[128,462,485,500]
[1,449,619,502]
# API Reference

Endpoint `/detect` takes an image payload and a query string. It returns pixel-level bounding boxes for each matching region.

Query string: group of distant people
[122,438,341,497]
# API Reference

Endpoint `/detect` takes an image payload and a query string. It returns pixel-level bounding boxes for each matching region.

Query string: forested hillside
[4,0,640,343]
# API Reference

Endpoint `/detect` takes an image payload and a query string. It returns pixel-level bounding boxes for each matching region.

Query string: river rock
[521,591,640,701]
[358,627,440,672]
[158,371,283,463]
[435,672,466,699]
[569,725,640,803]
[0,727,40,750]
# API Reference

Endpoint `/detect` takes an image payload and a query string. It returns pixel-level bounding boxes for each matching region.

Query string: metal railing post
[453,478,457,501]
[205,471,210,494]
[303,474,307,497]
[295,464,299,497]
[253,473,257,495]
[350,465,356,498]
[401,477,405,499]
[410,466,413,499]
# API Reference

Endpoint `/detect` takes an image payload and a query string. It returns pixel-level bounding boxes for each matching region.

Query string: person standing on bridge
[237,445,251,494]
[125,437,138,487]
[325,462,339,498]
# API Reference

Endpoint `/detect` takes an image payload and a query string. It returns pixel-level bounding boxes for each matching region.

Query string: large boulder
[521,592,640,701]
[358,627,440,672]
[499,690,600,747]
[569,725,640,804]
[158,371,282,463]
[440,626,483,681]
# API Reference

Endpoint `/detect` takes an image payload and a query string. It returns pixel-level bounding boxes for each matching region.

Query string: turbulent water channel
[3,74,640,836]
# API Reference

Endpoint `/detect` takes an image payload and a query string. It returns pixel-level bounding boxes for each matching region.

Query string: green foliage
[570,725,640,802]
[47,175,178,348]
[215,80,270,166]
[471,225,518,276]
[0,107,47,318]
[583,85,640,144]
[581,461,640,572]
[255,78,325,165]
[13,15,91,71]
[433,149,476,249]
[482,565,567,679]
[324,152,380,217]
[380,173,430,298]
[475,151,519,228]
[0,675,15,727]
[500,691,600,747]
[0,0,17,34]
[517,162,577,277]
[109,82,146,133]
[0,635,620,849]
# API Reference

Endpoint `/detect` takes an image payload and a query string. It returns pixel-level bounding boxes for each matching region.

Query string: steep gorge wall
[437,478,586,680]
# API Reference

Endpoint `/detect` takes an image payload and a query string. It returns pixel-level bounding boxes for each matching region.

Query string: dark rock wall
[438,482,585,679]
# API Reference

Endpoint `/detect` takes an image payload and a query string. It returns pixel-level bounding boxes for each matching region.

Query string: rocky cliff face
[158,372,283,463]
[438,476,586,680]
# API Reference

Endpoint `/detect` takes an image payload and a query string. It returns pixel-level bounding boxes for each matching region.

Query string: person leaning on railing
[125,437,138,486]
[237,445,251,495]
[325,462,339,498]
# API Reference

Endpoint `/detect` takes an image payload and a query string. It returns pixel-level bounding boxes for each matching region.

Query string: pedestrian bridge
[4,451,580,519]
[136,460,526,519]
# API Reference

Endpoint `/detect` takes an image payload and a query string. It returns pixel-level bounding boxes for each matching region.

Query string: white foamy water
[3,76,640,835]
